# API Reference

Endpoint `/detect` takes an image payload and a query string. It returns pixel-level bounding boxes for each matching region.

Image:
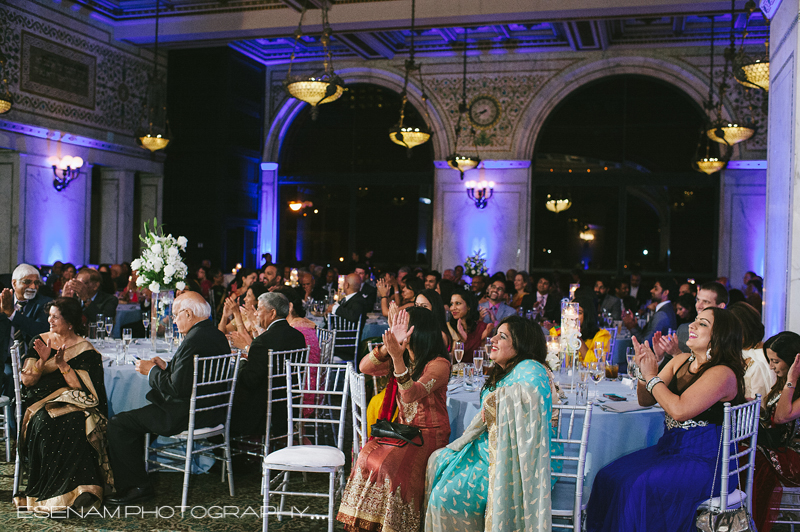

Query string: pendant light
[138,0,171,152]
[284,2,345,120]
[732,1,769,91]
[388,0,432,154]
[695,16,727,174]
[446,29,480,179]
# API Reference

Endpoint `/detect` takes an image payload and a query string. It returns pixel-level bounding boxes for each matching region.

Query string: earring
[706,348,711,359]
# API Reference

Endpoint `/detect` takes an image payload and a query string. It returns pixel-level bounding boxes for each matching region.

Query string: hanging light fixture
[732,1,769,91]
[284,2,345,120]
[694,17,728,174]
[0,50,12,114]
[137,0,171,152]
[545,194,572,213]
[388,0,432,153]
[446,29,480,179]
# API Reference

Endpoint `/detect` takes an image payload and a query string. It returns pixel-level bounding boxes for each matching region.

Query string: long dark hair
[403,307,448,381]
[765,331,800,404]
[402,276,424,303]
[418,289,449,347]
[692,308,746,403]
[483,316,547,392]
[575,296,599,341]
[449,289,480,334]
[275,286,306,318]
[47,297,87,337]
[728,301,764,350]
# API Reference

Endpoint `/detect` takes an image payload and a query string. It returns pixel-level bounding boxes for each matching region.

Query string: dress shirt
[330,292,356,314]
[655,300,670,313]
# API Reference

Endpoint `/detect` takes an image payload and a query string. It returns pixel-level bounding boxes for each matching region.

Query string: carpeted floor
[0,457,346,531]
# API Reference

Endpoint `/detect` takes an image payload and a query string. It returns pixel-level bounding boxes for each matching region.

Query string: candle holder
[560,299,583,392]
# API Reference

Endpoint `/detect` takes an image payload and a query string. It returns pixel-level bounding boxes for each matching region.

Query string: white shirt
[630,285,640,298]
[330,292,357,314]
[742,347,776,403]
[655,300,670,313]
[537,292,548,306]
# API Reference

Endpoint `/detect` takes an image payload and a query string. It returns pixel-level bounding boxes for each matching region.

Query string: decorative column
[136,173,163,255]
[432,160,532,273]
[98,168,135,264]
[0,151,22,273]
[717,161,766,296]
[259,162,279,263]
[765,1,800,336]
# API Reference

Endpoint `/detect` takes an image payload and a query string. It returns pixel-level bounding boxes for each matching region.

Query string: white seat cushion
[264,445,345,468]
[174,424,225,438]
[697,489,746,510]
[0,395,10,408]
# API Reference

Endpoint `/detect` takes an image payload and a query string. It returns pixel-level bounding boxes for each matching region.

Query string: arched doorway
[277,83,435,266]
[530,75,719,278]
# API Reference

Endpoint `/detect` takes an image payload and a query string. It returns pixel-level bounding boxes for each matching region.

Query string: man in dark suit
[521,274,560,322]
[594,279,622,321]
[298,272,327,302]
[0,264,52,397]
[62,267,119,324]
[354,264,377,310]
[106,292,230,505]
[230,292,306,436]
[623,277,678,351]
[329,273,369,325]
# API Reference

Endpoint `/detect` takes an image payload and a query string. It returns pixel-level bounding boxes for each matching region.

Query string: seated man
[328,274,368,361]
[62,267,119,324]
[106,292,229,505]
[354,264,377,310]
[479,280,516,327]
[298,272,327,302]
[623,277,678,348]
[230,292,306,437]
[594,279,622,321]
[521,274,560,322]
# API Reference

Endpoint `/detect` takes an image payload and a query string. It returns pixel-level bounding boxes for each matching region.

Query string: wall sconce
[465,180,494,209]
[48,155,84,192]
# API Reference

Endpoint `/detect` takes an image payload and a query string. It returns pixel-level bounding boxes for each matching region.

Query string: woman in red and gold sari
[15,297,112,513]
[338,307,451,532]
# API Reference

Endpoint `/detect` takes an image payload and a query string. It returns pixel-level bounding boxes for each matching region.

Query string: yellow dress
[582,328,612,363]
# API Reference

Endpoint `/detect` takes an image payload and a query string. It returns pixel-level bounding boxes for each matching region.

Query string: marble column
[259,163,279,263]
[717,161,766,298]
[0,151,22,273]
[136,173,163,255]
[765,1,800,336]
[98,168,135,264]
[432,160,532,274]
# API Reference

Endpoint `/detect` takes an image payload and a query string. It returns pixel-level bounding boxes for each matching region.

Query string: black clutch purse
[370,419,424,447]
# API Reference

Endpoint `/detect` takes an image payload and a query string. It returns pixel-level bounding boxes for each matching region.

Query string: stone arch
[263,66,452,162]
[513,55,733,160]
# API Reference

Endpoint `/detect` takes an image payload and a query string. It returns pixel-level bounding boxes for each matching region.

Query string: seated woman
[575,296,611,362]
[675,293,697,326]
[218,281,267,336]
[448,289,492,364]
[416,289,450,351]
[337,307,451,532]
[425,316,557,531]
[378,276,423,318]
[729,301,775,401]
[509,271,531,309]
[15,297,112,511]
[751,331,800,532]
[585,307,746,532]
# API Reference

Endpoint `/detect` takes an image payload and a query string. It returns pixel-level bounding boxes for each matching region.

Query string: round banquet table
[445,373,665,509]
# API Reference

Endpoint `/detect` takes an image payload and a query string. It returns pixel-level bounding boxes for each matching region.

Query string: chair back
[316,328,337,365]
[347,364,368,456]
[327,315,362,361]
[265,347,311,448]
[551,401,594,531]
[11,340,22,495]
[187,353,241,437]
[712,396,761,513]
[287,361,350,452]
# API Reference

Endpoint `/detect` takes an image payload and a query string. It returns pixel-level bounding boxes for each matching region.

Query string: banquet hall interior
[0,0,795,530]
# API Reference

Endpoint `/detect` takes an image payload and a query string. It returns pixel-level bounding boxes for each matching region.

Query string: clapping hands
[33,337,54,361]
[632,336,659,381]
[383,309,415,361]
[376,279,390,298]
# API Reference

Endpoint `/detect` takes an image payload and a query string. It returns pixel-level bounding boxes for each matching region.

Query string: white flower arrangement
[463,250,488,278]
[131,218,188,293]
[545,352,561,373]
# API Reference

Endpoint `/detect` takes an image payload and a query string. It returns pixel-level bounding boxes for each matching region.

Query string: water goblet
[473,350,485,386]
[105,316,114,341]
[142,312,150,334]
[165,324,174,353]
[626,346,636,376]
[122,328,132,359]
[589,360,606,397]
[96,314,105,345]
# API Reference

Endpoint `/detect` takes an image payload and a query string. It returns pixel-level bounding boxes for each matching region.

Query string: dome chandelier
[284,2,345,120]
[388,0,432,154]
[0,50,12,114]
[545,194,572,213]
[732,1,769,92]
[137,0,171,152]
[446,28,481,179]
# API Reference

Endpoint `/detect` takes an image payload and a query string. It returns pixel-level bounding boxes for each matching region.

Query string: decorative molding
[727,160,767,169]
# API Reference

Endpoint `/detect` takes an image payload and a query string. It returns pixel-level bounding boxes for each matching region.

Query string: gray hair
[13,264,41,282]
[258,292,290,319]
[178,297,211,319]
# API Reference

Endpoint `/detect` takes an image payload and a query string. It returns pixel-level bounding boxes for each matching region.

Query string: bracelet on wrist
[393,367,409,379]
[787,381,795,389]
[60,367,71,375]
[646,376,664,394]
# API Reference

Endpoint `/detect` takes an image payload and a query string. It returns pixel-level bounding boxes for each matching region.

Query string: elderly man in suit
[230,292,306,436]
[0,264,52,397]
[106,292,229,505]
[62,267,118,324]
[594,279,622,321]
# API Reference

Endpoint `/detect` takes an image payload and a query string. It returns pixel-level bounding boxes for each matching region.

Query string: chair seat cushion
[0,396,9,407]
[264,445,345,468]
[697,489,746,510]
[175,424,224,438]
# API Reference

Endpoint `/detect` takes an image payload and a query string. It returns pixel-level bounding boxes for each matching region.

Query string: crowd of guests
[3,256,796,532]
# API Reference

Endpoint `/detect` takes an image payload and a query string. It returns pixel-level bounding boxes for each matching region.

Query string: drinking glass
[122,328,132,359]
[165,323,174,353]
[626,346,636,376]
[105,316,114,341]
[473,351,484,385]
[452,341,464,381]
[142,312,150,333]
[96,314,105,344]
[589,360,605,397]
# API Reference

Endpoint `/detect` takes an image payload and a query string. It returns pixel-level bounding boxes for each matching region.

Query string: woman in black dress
[16,297,112,512]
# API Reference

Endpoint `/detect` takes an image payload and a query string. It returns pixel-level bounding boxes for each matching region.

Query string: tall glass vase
[150,289,175,352]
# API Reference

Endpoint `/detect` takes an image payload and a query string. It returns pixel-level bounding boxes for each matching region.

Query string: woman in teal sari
[425,316,558,531]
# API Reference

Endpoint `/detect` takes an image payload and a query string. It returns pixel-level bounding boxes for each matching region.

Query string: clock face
[469,96,501,129]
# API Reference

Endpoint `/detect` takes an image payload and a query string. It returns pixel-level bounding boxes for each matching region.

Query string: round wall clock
[468,95,501,129]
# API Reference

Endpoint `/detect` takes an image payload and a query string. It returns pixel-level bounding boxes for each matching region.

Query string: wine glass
[452,341,464,381]
[473,350,484,386]
[96,314,105,345]
[165,323,174,353]
[142,312,150,334]
[626,346,636,376]
[122,328,132,362]
[589,360,605,397]
[105,316,114,341]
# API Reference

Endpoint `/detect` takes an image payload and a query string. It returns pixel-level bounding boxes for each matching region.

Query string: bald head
[174,291,211,333]
[344,273,362,295]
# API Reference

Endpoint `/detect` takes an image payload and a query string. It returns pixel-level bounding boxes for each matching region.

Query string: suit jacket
[335,293,368,324]
[146,319,230,435]
[83,290,119,324]
[520,292,561,322]
[359,283,377,311]
[598,294,622,321]
[479,301,516,324]
[233,319,306,435]
[631,302,677,346]
[0,293,52,363]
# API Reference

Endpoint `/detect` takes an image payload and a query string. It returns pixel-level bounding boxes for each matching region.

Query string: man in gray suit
[594,279,622,321]
[622,277,678,347]
[479,280,516,326]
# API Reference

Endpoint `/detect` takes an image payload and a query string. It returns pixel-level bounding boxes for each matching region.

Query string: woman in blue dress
[425,315,559,532]
[585,307,746,532]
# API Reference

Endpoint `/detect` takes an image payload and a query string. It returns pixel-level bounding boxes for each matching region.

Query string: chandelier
[545,195,571,213]
[137,0,171,152]
[284,2,345,120]
[695,158,726,175]
[388,0,432,153]
[0,50,13,114]
[732,2,769,91]
[446,29,480,179]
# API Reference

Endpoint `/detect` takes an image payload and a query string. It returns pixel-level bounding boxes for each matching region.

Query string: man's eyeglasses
[172,309,189,320]
[17,279,40,286]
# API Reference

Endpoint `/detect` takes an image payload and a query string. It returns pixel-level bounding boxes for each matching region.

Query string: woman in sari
[15,297,112,512]
[338,307,451,532]
[425,316,557,532]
